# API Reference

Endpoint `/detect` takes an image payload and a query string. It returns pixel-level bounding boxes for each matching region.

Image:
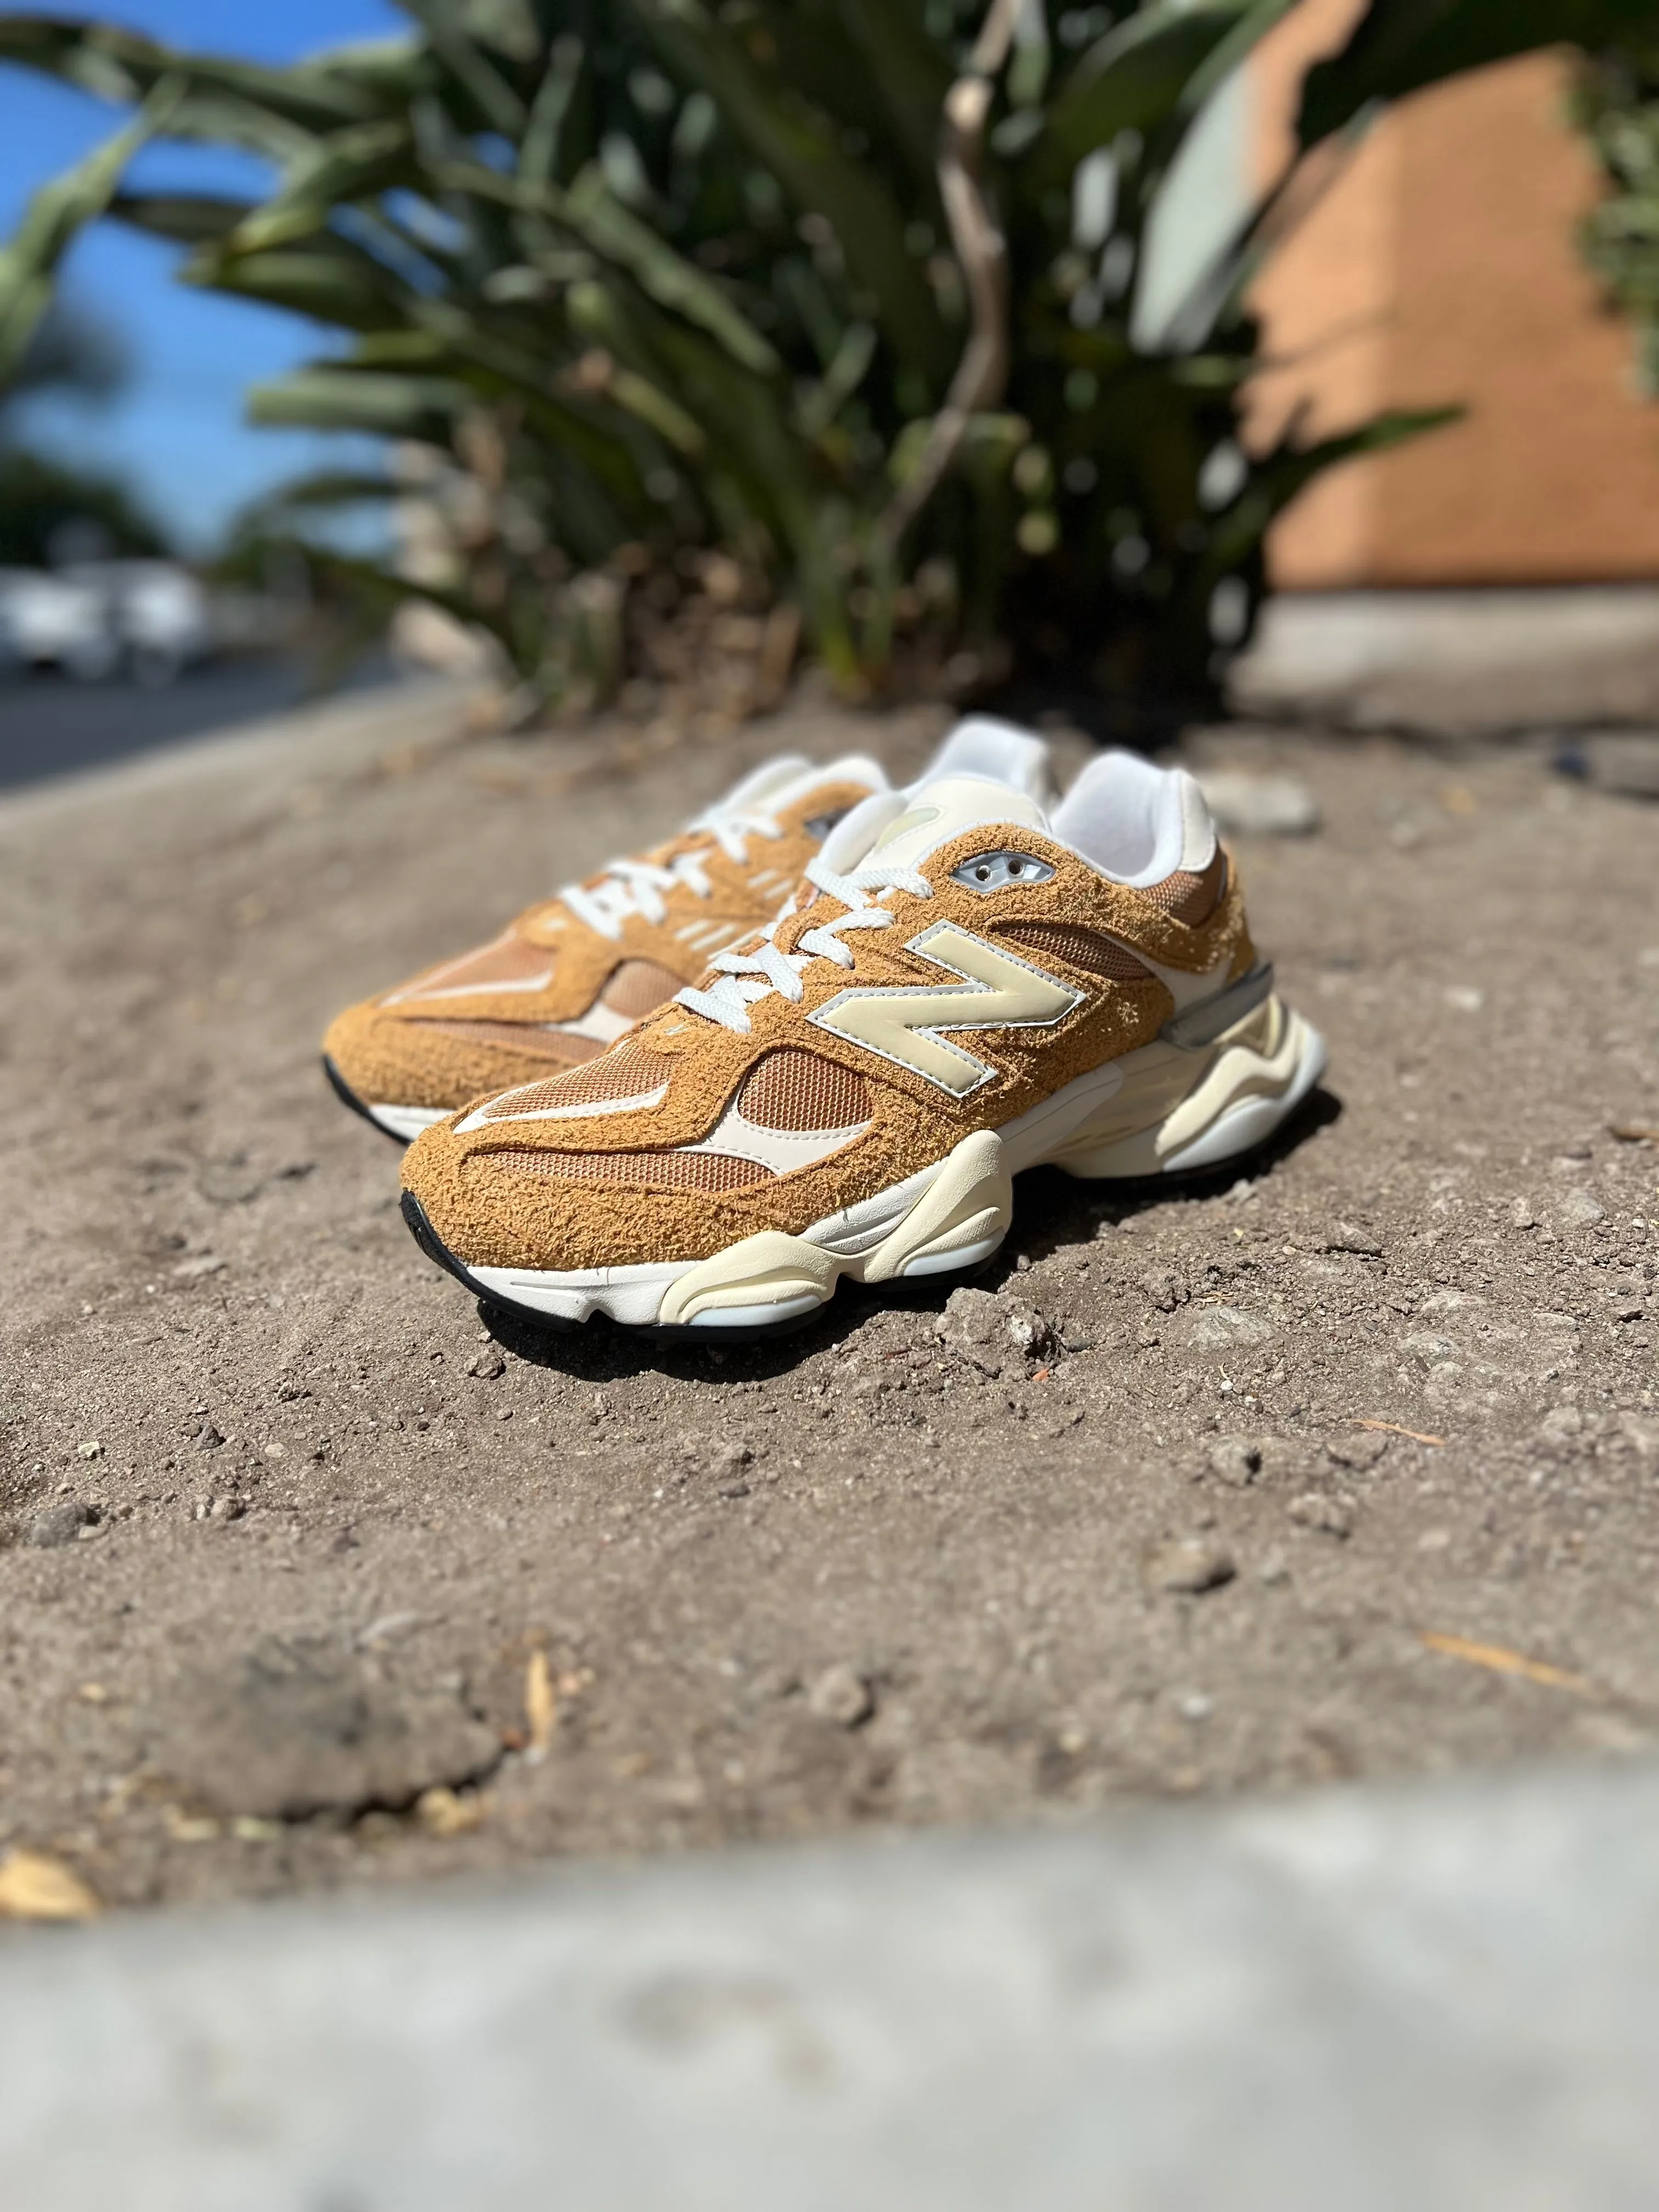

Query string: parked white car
[0,565,118,679]
[0,560,211,683]
[64,560,212,685]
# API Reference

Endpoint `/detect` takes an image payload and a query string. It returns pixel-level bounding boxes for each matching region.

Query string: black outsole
[323,1054,410,1146]
[398,1191,830,1345]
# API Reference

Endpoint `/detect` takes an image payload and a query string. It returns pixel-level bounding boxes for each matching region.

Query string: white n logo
[809,921,1082,1096]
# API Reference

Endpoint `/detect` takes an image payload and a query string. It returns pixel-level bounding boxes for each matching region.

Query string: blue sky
[0,0,405,549]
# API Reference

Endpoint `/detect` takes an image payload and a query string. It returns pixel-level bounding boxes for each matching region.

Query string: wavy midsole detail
[460,993,1325,1328]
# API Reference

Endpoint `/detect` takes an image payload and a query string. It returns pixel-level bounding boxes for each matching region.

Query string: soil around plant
[1,691,1656,1912]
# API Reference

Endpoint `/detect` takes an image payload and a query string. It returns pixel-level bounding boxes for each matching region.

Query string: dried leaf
[525,1648,556,1755]
[0,1849,100,1921]
[1420,1631,1597,1696]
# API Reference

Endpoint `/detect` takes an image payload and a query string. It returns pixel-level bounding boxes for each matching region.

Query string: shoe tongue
[866,774,1048,872]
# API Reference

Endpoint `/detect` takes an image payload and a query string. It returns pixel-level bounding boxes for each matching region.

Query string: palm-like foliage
[0,0,1640,718]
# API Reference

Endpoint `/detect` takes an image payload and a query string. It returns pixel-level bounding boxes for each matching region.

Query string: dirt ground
[2,686,1656,1912]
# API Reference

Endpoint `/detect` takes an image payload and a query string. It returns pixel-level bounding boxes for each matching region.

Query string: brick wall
[1248,0,1659,587]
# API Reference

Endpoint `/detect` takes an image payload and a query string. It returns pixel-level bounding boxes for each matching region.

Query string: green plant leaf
[1039,3,1258,177]
[1298,0,1659,149]
[108,191,254,244]
[561,164,780,375]
[0,15,385,128]
[393,0,528,134]
[830,0,950,199]
[227,120,418,253]
[625,0,950,382]
[246,366,472,436]
[180,241,413,331]
[0,80,179,387]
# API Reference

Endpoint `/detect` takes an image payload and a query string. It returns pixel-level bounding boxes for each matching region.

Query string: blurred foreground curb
[3,1758,1656,2210]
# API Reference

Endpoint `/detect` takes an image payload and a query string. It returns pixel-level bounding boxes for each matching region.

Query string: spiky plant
[0,1,1642,723]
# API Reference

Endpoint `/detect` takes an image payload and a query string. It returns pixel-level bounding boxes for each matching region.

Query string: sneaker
[399,747,1324,1333]
[324,753,884,1142]
[326,721,1054,1141]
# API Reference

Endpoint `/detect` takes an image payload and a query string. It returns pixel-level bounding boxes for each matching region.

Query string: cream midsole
[464,993,1325,1327]
[370,1102,448,1143]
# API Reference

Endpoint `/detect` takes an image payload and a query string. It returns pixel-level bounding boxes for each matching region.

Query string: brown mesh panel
[397,934,553,997]
[478,1043,678,1121]
[487,1147,772,1193]
[1139,849,1227,924]
[600,958,685,1020]
[412,1019,603,1065]
[738,1048,870,1132]
[997,922,1153,983]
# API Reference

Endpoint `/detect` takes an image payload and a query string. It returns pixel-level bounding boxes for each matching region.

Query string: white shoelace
[677,851,934,1035]
[557,799,787,940]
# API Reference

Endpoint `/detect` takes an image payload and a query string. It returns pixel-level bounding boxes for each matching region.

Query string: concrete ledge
[1233,587,1659,732]
[4,1759,1657,2210]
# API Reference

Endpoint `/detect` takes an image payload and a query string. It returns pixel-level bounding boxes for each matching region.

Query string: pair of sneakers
[323,720,1325,1337]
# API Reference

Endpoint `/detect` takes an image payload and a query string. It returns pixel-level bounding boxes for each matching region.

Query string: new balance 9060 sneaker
[323,721,1053,1142]
[399,748,1325,1334]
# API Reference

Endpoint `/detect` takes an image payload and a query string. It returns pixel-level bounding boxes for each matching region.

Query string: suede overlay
[402,824,1262,1273]
[323,777,874,1111]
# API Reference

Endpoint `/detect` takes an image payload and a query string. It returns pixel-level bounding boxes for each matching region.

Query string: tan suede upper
[401,816,1257,1274]
[324,774,879,1113]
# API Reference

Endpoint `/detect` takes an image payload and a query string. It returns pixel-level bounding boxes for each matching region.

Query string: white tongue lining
[766,740,1217,891]
[714,751,888,819]
[1051,751,1216,888]
[714,753,813,812]
[924,716,1054,808]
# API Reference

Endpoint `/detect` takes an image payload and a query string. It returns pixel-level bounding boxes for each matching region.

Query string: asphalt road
[0,655,399,790]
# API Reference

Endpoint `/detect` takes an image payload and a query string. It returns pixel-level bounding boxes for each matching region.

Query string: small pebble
[1207,1436,1263,1487]
[1194,769,1321,838]
[1003,1304,1058,1361]
[1142,1268,1189,1313]
[1142,1537,1237,1595]
[1288,1492,1355,1539]
[1184,1305,1276,1351]
[466,1350,506,1379]
[26,1502,87,1549]
[1556,1189,1605,1231]
[808,1663,873,1727]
